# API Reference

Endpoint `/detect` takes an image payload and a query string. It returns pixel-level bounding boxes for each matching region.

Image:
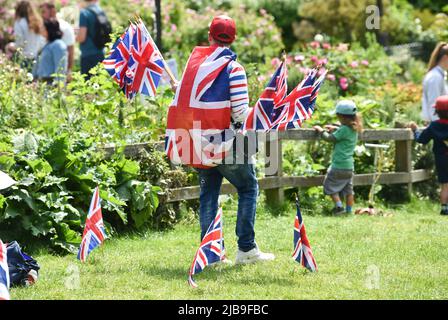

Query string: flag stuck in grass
[0,240,10,300]
[78,187,107,263]
[292,199,318,272]
[188,207,226,288]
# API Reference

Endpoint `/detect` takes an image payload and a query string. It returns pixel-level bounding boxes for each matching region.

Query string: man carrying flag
[78,187,107,262]
[166,15,274,264]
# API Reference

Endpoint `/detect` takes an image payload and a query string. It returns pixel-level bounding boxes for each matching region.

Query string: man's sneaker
[332,206,345,215]
[235,245,275,265]
[440,209,448,216]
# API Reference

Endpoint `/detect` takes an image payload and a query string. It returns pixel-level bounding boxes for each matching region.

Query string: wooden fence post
[395,139,413,197]
[264,133,284,206]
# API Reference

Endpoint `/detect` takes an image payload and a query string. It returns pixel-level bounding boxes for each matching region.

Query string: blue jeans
[196,164,258,252]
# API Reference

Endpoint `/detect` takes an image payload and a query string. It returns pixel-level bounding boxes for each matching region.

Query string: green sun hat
[334,100,357,115]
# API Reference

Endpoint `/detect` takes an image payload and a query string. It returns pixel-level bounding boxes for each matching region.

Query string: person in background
[13,1,46,71]
[40,2,75,81]
[33,18,67,83]
[313,100,363,215]
[422,43,448,123]
[409,96,448,216]
[76,0,110,77]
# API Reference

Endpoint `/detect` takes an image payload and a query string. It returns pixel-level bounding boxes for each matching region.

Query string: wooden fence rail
[102,128,431,205]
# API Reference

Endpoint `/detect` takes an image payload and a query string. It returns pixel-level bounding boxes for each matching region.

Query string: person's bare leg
[331,193,341,205]
[346,194,354,213]
[441,183,448,214]
[330,193,344,214]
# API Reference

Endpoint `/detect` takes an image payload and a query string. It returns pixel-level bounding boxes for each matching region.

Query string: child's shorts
[435,154,448,184]
[323,168,354,197]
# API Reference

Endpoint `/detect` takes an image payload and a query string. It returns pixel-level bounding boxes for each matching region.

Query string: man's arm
[77,10,88,44]
[229,61,249,124]
[76,27,87,44]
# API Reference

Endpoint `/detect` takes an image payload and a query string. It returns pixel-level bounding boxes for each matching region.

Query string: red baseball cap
[435,95,448,111]
[209,15,236,44]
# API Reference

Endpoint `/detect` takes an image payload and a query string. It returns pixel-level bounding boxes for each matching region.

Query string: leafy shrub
[0,130,162,253]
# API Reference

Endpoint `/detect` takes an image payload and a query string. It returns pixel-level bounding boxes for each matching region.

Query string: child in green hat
[313,100,363,215]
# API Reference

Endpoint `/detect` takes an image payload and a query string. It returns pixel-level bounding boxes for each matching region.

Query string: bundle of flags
[0,240,10,300]
[103,18,166,99]
[243,61,326,132]
[188,207,226,288]
[292,198,318,272]
[77,187,107,263]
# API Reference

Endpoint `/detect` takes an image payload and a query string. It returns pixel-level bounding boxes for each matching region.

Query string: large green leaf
[51,222,82,254]
[44,134,70,171]
[25,158,53,179]
[9,188,38,212]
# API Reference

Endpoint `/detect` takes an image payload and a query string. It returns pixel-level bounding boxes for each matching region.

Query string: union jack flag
[0,240,10,300]
[243,63,326,132]
[166,46,237,168]
[103,24,135,88]
[292,199,317,272]
[77,187,107,263]
[103,20,165,99]
[188,207,226,288]
[242,61,287,131]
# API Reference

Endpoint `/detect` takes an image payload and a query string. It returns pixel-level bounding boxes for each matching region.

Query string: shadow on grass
[142,262,300,286]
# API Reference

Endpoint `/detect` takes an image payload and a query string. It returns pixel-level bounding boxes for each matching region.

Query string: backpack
[6,241,40,287]
[86,7,112,49]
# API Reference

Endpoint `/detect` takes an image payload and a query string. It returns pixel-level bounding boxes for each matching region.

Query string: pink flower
[310,55,319,64]
[322,43,331,50]
[350,61,359,68]
[326,74,336,81]
[258,75,267,83]
[256,28,264,36]
[318,58,328,65]
[243,40,250,47]
[171,24,177,32]
[361,60,369,66]
[294,54,305,63]
[310,41,320,49]
[271,57,281,67]
[259,8,267,16]
[339,77,349,91]
[59,0,69,5]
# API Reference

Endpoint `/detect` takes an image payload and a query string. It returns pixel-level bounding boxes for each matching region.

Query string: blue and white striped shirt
[228,60,249,124]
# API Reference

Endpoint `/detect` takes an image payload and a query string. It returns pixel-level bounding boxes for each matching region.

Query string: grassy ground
[10,197,448,300]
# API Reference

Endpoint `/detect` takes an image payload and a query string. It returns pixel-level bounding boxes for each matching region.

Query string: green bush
[0,131,161,253]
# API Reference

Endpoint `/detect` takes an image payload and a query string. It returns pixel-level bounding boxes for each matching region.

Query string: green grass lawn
[10,198,448,300]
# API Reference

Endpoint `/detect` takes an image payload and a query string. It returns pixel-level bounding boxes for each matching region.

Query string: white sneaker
[235,245,275,265]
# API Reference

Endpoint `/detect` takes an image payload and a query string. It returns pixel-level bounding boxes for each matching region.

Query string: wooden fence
[103,128,431,205]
